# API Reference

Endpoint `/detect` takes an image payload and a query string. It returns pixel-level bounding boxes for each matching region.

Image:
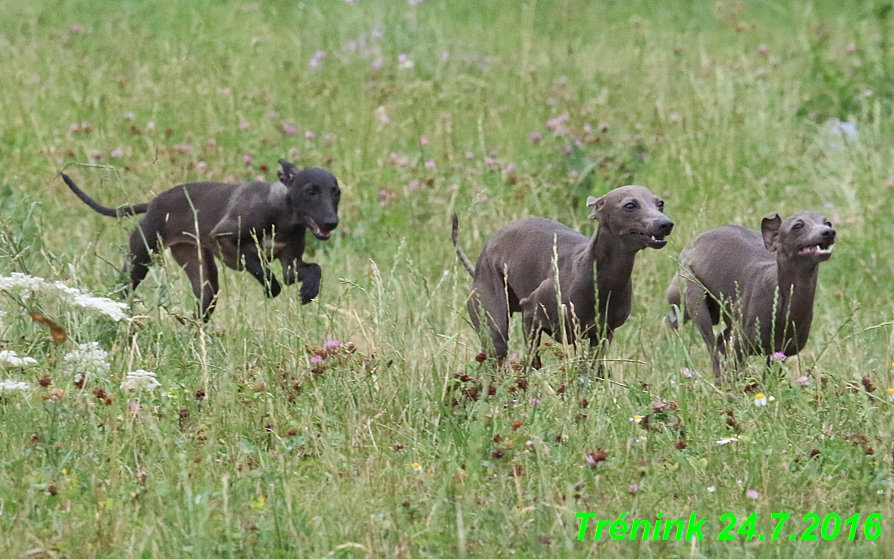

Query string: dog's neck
[773,256,821,351]
[582,224,637,330]
[587,224,637,287]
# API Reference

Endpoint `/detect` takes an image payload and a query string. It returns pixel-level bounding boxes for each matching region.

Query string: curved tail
[61,173,149,217]
[451,213,476,277]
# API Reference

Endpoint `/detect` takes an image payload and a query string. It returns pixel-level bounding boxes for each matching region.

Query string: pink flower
[528,131,542,143]
[174,143,191,154]
[398,53,414,69]
[196,161,207,171]
[110,147,124,158]
[796,375,809,386]
[680,367,694,378]
[372,58,384,69]
[310,355,323,364]
[419,137,429,146]
[282,124,297,135]
[530,397,540,406]
[323,339,341,350]
[484,157,496,165]
[545,113,569,132]
[145,121,155,131]
[746,489,759,500]
[407,179,421,191]
[304,130,315,140]
[309,50,326,69]
[424,160,436,169]
[772,352,786,361]
[243,155,253,165]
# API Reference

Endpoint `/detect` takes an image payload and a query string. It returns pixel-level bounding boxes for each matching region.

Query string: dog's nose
[323,219,339,231]
[657,220,674,236]
[822,228,836,240]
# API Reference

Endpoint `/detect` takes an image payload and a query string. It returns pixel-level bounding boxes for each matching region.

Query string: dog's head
[761,211,835,263]
[278,159,340,240]
[586,185,673,251]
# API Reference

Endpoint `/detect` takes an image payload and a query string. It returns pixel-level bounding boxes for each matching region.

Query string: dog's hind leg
[469,273,512,363]
[127,222,160,293]
[684,284,723,382]
[169,243,220,320]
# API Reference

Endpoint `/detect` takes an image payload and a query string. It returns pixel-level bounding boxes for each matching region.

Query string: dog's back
[476,217,589,304]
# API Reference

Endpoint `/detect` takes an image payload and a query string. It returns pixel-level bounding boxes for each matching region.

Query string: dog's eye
[624,202,637,210]
[824,221,832,227]
[334,188,341,199]
[657,200,665,211]
[792,221,803,230]
[304,187,318,197]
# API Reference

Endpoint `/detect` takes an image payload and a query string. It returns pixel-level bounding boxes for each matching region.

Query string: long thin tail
[61,173,149,217]
[451,213,476,277]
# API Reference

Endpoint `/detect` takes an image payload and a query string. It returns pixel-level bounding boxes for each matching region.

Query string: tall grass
[1,0,894,556]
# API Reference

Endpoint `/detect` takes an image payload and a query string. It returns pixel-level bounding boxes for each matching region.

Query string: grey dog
[61,159,340,319]
[666,211,835,382]
[453,185,673,368]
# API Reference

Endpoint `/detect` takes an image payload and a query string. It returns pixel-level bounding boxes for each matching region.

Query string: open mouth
[797,241,834,259]
[631,230,668,249]
[305,218,332,240]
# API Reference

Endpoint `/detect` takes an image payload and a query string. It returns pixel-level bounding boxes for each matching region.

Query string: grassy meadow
[2,0,894,556]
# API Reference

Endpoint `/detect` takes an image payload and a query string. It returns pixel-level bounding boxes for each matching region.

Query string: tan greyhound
[666,211,835,382]
[453,185,673,369]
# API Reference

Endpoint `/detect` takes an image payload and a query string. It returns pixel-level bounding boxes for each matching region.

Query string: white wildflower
[0,273,130,322]
[120,370,161,392]
[70,293,130,322]
[716,436,738,445]
[60,342,110,383]
[0,379,30,394]
[0,350,38,368]
[754,393,768,407]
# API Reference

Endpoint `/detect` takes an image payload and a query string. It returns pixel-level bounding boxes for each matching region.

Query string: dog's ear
[586,196,604,220]
[277,158,300,183]
[761,214,782,251]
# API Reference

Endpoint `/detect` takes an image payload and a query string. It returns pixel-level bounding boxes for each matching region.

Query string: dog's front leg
[294,261,322,304]
[216,233,281,298]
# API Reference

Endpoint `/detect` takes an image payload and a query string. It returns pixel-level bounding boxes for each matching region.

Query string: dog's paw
[265,278,282,298]
[299,284,319,305]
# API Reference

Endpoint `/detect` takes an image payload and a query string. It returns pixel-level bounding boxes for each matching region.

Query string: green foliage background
[1,0,894,556]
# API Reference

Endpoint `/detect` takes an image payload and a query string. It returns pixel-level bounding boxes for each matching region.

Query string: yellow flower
[412,462,423,472]
[250,495,265,510]
[887,387,894,401]
[754,393,768,407]
[630,415,643,424]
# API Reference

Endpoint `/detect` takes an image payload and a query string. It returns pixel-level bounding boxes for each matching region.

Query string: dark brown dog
[453,185,673,368]
[666,211,835,382]
[61,159,340,319]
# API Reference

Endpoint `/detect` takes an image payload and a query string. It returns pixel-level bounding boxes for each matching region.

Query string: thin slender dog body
[666,212,835,382]
[61,159,340,318]
[452,185,673,366]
